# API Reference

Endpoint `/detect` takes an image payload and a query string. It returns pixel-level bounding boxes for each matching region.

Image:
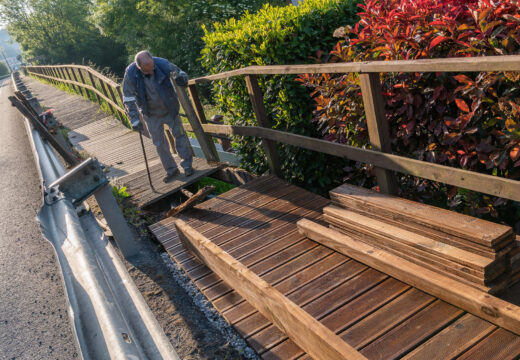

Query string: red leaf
[429,36,448,50]
[453,74,473,84]
[511,146,520,161]
[455,99,470,113]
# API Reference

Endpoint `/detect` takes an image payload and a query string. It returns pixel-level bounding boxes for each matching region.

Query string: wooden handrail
[189,55,520,84]
[26,67,125,114]
[25,64,120,87]
[182,122,520,202]
[25,55,520,202]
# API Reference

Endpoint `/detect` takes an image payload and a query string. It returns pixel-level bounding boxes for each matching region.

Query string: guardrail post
[245,74,282,177]
[170,75,220,163]
[359,72,398,195]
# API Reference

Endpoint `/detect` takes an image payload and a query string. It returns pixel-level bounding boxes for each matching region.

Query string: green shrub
[201,0,360,194]
[299,0,520,230]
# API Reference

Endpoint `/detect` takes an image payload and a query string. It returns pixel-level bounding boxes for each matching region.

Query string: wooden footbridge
[24,55,520,359]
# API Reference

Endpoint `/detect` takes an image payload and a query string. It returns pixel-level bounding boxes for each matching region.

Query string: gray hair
[135,50,153,68]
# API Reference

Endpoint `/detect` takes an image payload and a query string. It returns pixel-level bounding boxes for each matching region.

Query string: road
[0,77,78,359]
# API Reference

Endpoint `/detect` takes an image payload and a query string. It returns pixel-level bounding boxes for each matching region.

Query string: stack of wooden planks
[325,183,517,294]
[511,236,520,286]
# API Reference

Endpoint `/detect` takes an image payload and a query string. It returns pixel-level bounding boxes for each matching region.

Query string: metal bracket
[48,157,108,206]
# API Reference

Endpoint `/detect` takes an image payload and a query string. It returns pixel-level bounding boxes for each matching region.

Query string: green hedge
[201,0,360,194]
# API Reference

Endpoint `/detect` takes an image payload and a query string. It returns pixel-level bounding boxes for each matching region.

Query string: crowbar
[138,130,154,191]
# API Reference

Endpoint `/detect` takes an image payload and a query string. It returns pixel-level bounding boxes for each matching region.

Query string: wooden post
[245,74,282,177]
[87,71,103,105]
[170,74,219,162]
[69,67,85,97]
[359,72,398,194]
[187,84,208,124]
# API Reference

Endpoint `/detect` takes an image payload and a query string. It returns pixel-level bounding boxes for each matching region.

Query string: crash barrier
[11,72,179,360]
[26,56,520,202]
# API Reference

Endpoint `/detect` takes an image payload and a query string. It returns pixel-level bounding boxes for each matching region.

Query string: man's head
[135,50,154,76]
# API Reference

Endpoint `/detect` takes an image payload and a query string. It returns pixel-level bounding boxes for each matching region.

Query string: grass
[192,176,235,195]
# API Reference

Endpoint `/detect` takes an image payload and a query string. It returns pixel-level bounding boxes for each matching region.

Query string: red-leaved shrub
[298,0,520,231]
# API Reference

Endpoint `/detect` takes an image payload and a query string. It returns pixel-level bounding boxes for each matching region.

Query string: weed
[112,185,130,202]
[194,177,234,195]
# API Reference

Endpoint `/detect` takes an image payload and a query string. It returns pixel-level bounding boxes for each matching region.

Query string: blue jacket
[122,57,188,128]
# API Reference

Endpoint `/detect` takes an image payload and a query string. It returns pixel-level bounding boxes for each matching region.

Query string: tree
[0,0,128,75]
[90,0,286,77]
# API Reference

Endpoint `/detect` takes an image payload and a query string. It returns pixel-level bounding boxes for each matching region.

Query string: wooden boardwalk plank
[402,314,496,360]
[23,76,220,208]
[150,168,520,359]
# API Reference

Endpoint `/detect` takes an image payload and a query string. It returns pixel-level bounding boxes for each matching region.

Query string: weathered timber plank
[188,55,520,84]
[456,328,520,360]
[247,269,387,354]
[402,314,496,360]
[174,219,367,360]
[324,206,495,273]
[232,262,368,338]
[268,278,410,360]
[360,300,463,359]
[330,183,513,247]
[297,219,520,335]
[328,222,508,294]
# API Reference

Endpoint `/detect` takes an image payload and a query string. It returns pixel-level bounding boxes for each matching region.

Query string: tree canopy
[0,0,128,74]
[90,0,287,77]
[0,0,285,78]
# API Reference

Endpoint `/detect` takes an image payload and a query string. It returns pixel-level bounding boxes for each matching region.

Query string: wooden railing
[185,55,520,201]
[25,65,128,124]
[25,56,520,202]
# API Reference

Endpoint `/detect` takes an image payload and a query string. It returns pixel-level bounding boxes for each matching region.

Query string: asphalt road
[0,78,78,359]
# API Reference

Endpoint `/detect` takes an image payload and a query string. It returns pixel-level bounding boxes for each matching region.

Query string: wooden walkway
[22,76,220,207]
[150,176,520,359]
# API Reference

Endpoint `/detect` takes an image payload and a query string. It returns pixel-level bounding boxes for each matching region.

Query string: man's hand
[132,121,143,131]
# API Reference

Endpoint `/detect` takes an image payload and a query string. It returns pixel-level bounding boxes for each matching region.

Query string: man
[123,51,194,182]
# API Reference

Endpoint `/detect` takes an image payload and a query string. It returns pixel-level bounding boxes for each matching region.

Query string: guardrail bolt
[50,187,56,193]
[52,196,58,201]
[93,175,100,182]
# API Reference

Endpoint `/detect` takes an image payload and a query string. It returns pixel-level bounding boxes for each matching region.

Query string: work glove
[171,68,189,87]
[131,120,143,131]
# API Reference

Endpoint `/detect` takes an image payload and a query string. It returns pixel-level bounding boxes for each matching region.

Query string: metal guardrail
[11,72,179,360]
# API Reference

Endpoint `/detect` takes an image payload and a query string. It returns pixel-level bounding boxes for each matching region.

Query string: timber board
[150,177,520,359]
